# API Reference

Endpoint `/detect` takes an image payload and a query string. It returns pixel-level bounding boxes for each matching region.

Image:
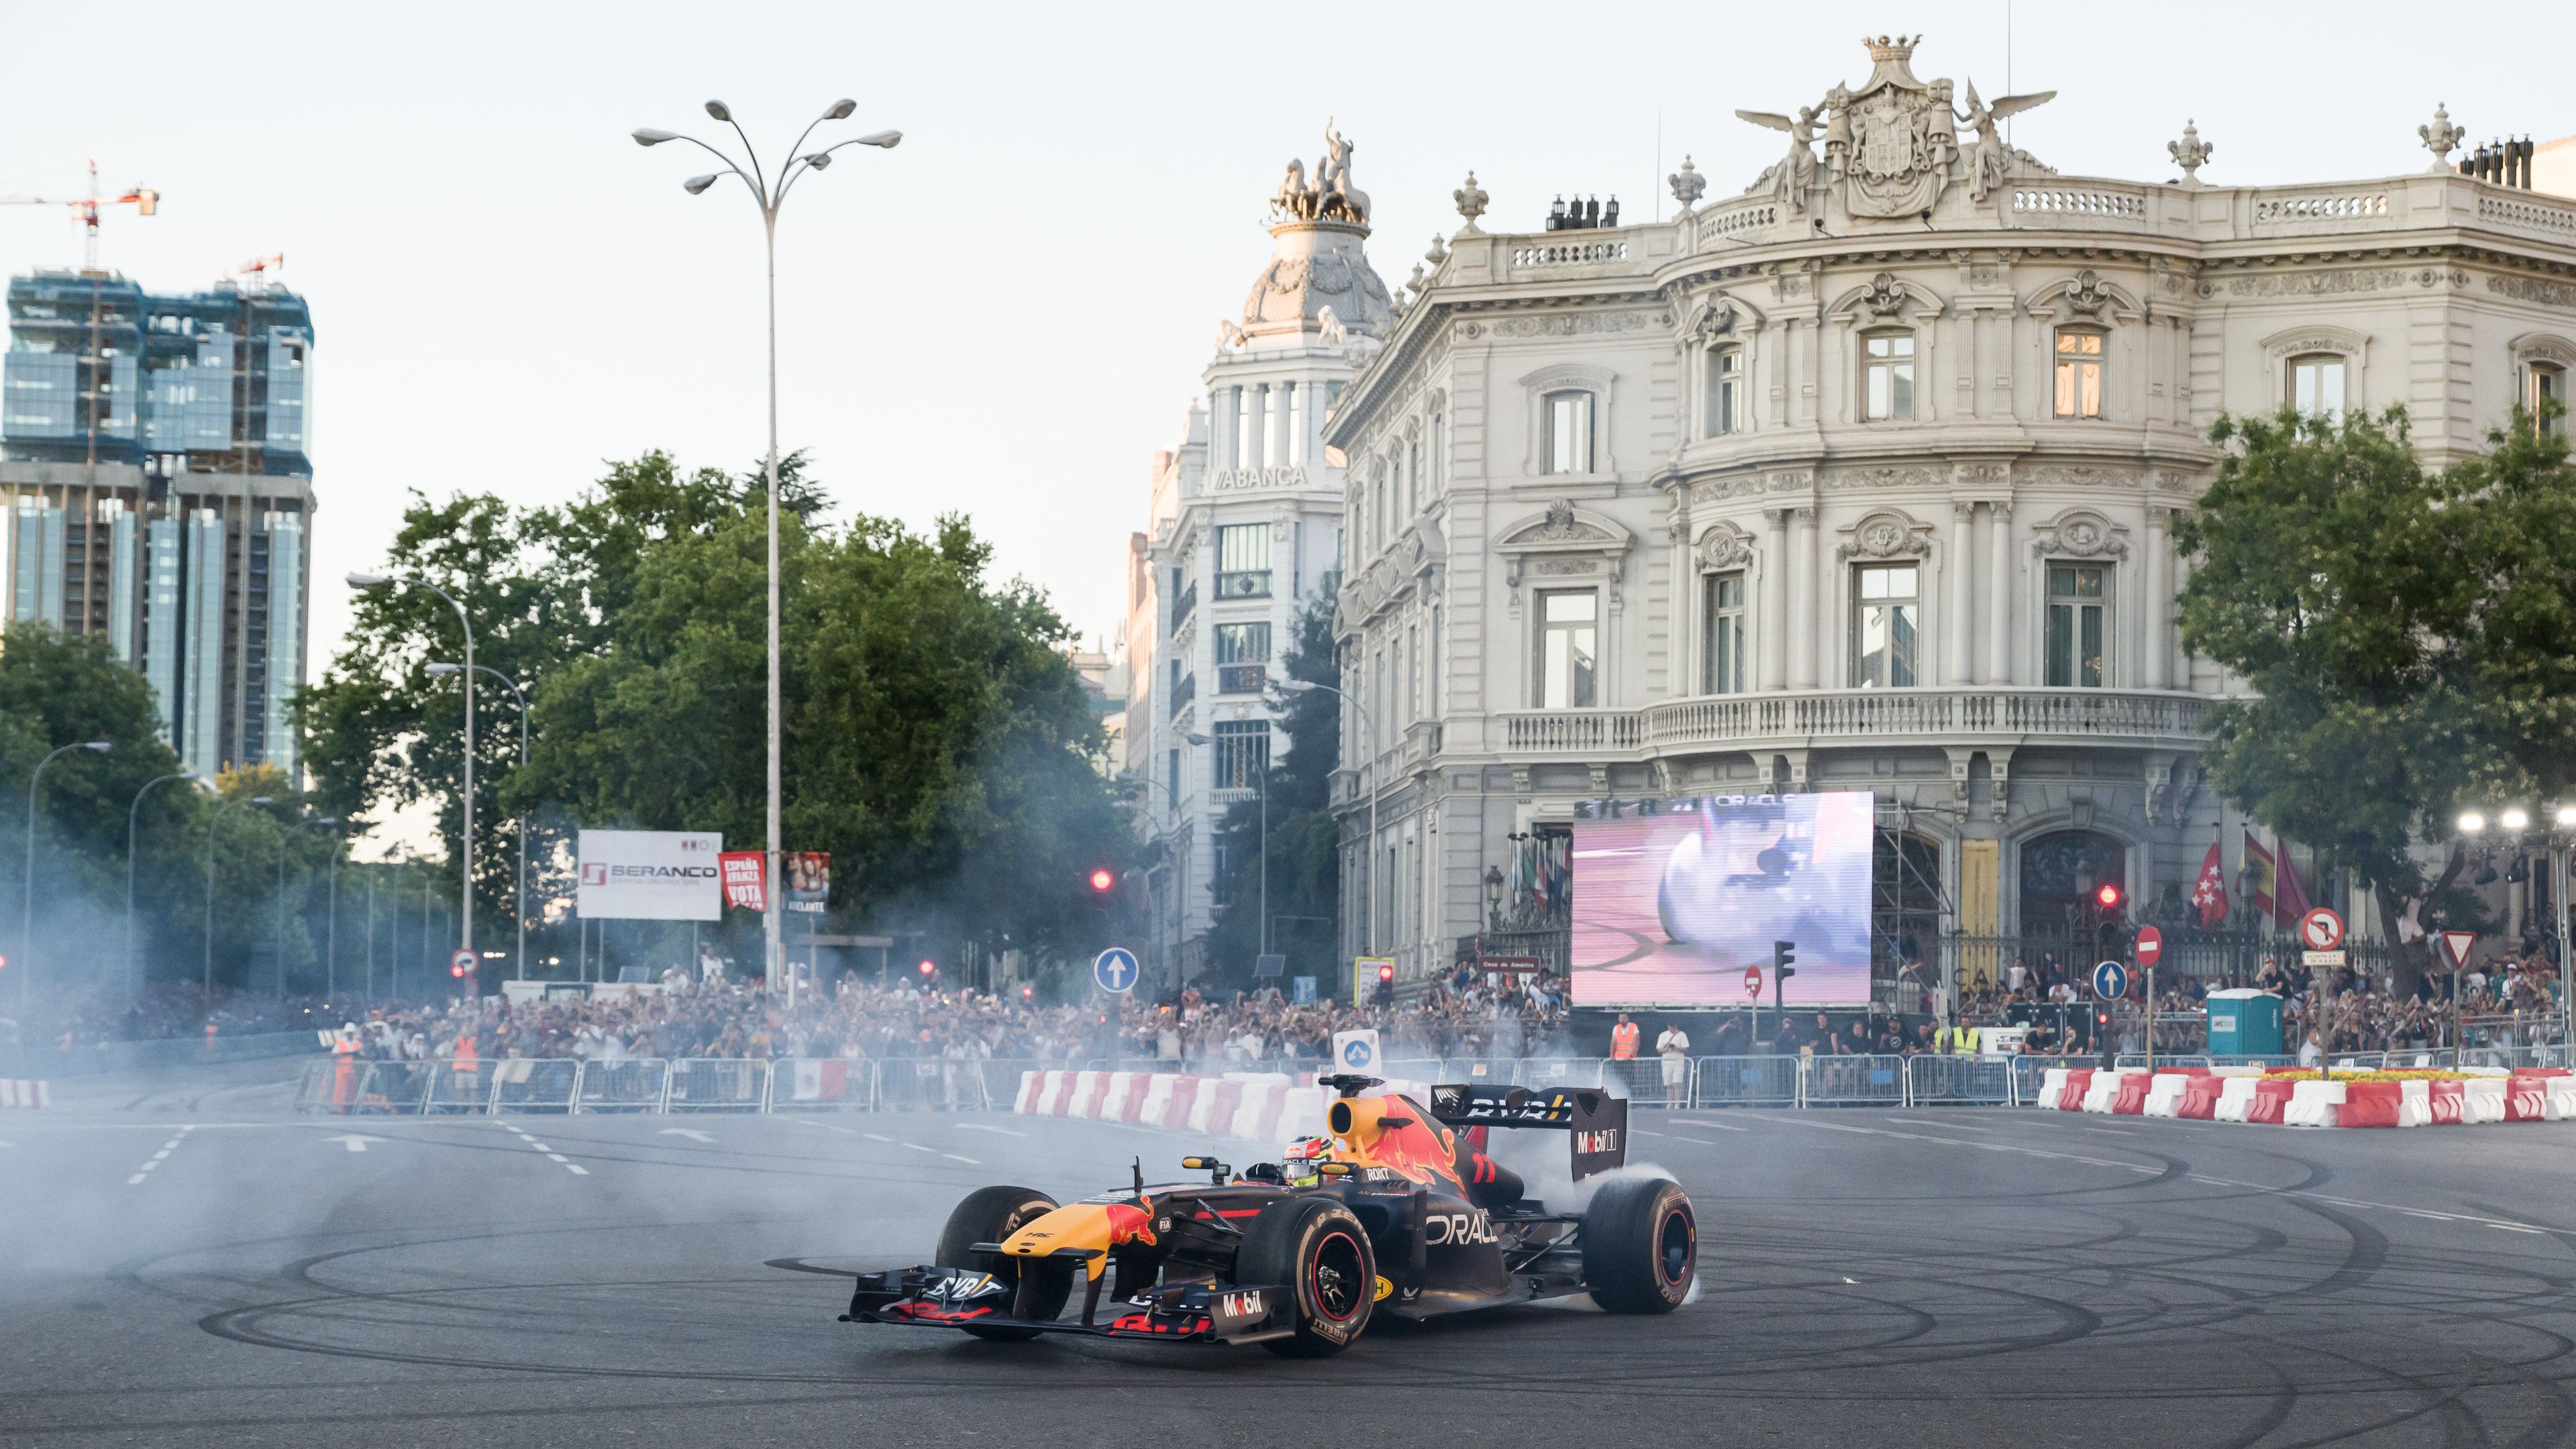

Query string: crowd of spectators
[2,984,343,1053]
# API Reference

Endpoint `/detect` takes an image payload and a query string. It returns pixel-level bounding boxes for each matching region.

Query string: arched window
[2288,354,2346,421]
[1544,390,1594,473]
[2017,829,2128,951]
[1705,346,1743,437]
[1862,332,1914,420]
[2053,329,2104,419]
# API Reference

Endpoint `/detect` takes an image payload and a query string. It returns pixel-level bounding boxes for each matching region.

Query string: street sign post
[1742,965,1763,999]
[2091,959,2128,1000]
[2440,929,2478,971]
[2299,908,2346,953]
[450,948,478,981]
[2133,928,2163,1073]
[1092,947,1139,995]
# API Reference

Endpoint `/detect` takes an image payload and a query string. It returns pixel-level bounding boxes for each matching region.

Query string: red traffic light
[1378,963,1395,983]
[450,964,468,978]
[2095,883,2123,909]
[917,959,936,977]
[1088,868,1114,892]
[1020,985,1034,1000]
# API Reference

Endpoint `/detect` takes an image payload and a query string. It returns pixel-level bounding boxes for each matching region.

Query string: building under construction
[0,266,313,780]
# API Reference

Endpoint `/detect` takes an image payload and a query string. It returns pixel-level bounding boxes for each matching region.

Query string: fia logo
[1219,1289,1265,1318]
[1574,1128,1621,1156]
[1423,1210,1499,1246]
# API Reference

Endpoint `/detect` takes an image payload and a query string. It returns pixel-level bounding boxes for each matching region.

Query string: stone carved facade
[1300,35,2576,998]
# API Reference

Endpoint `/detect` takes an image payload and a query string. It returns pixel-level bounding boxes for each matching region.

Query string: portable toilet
[2205,988,2283,1057]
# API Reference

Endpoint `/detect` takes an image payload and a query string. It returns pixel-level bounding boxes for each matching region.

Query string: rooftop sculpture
[1736,36,2055,215]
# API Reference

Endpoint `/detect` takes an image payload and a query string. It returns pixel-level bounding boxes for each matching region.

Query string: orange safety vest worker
[1610,1019,1641,1060]
[331,1032,360,1113]
[452,1031,480,1075]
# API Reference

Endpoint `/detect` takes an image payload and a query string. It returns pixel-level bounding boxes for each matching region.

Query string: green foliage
[2176,405,2576,967]
[1200,582,1343,996]
[302,451,1131,971]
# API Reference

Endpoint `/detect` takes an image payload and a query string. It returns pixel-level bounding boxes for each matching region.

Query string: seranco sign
[576,830,723,922]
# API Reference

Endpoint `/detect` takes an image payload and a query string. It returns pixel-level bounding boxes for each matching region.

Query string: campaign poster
[576,830,722,920]
[786,851,830,914]
[1569,792,1873,1008]
[719,851,768,912]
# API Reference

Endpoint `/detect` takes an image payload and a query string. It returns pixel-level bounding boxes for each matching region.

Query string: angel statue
[1734,105,1821,214]
[1957,80,2057,201]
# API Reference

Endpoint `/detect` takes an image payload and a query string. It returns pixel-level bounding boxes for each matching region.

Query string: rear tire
[934,1185,1072,1341]
[1582,1177,1694,1313]
[1236,1196,1375,1357]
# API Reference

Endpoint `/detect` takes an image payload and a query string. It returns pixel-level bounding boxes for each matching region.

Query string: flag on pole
[2190,839,2229,927]
[2273,834,2313,930]
[2242,831,2277,923]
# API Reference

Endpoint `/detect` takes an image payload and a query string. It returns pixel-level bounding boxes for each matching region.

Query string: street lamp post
[21,738,110,1008]
[633,100,900,994]
[125,771,199,1006]
[348,574,474,960]
[430,663,529,982]
[1280,678,1382,975]
[204,795,274,1021]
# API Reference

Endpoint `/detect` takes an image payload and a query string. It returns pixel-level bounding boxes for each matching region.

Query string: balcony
[1168,578,1196,634]
[1168,672,1195,721]
[1216,570,1271,600]
[1496,688,2212,757]
[1216,663,1267,695]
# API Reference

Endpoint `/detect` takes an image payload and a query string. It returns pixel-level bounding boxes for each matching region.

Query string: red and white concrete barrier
[0,1079,48,1109]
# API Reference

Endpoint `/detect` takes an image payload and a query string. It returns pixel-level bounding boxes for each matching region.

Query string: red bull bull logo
[1102,1198,1158,1248]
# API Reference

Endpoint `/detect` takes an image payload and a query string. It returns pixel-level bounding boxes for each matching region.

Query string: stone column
[1763,507,1790,690]
[1271,383,1292,471]
[1790,506,1820,690]
[2144,505,2169,690]
[1947,501,1972,687]
[1986,502,2013,686]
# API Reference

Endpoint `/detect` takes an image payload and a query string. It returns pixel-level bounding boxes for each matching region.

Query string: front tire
[934,1185,1072,1341]
[1582,1177,1695,1313]
[1237,1197,1376,1357]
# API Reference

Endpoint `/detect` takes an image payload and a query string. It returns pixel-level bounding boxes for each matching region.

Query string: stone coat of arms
[1737,36,2054,217]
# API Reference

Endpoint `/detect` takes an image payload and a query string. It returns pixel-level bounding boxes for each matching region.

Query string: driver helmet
[1282,1134,1331,1186]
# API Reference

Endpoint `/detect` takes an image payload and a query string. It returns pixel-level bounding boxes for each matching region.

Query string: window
[1212,719,1268,790]
[1863,333,1914,421]
[1215,622,1270,694]
[2524,362,2565,434]
[2045,564,2108,688]
[2289,354,2345,421]
[1404,441,1419,517]
[1545,391,1593,474]
[1217,523,1271,598]
[1536,590,1598,708]
[1167,747,1180,811]
[1851,564,1918,688]
[1706,347,1743,437]
[2053,331,2104,419]
[1702,572,1747,694]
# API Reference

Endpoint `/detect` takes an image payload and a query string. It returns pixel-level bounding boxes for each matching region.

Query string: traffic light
[917,959,937,979]
[1772,940,1796,1011]
[2095,882,2124,912]
[1374,960,1395,1005]
[1088,868,1115,894]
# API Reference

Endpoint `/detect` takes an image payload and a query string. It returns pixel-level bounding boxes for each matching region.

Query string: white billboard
[576,830,723,920]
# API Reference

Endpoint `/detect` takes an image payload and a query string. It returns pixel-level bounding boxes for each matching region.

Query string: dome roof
[1233,125,1392,343]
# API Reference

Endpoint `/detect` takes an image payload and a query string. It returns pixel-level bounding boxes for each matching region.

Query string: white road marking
[2084,1128,2136,1136]
[900,1142,937,1154]
[942,1153,981,1164]
[1631,1130,1665,1138]
[956,1123,1025,1136]
[1888,1118,1989,1131]
[2493,1223,2545,1234]
[126,1124,195,1186]
[657,1128,717,1144]
[863,1133,893,1142]
[496,1120,586,1176]
[323,1134,385,1153]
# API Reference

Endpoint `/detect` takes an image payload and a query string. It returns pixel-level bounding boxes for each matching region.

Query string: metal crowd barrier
[2113,1054,2212,1071]
[425,1062,493,1114]
[1906,1054,2014,1106]
[576,1059,671,1114]
[490,1058,580,1114]
[870,1058,994,1112]
[1510,1058,1602,1091]
[1690,1055,1796,1108]
[766,1057,877,1112]
[1798,1054,1908,1108]
[666,1058,772,1112]
[1599,1057,1694,1106]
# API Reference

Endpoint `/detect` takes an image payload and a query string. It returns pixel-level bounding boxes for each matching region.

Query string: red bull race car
[841,1074,1695,1356]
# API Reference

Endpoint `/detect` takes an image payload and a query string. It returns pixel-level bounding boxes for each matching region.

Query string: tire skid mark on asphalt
[125,1123,195,1185]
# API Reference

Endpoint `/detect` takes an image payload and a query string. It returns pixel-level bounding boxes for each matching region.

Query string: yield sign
[2440,930,2479,971]
[2298,908,2345,952]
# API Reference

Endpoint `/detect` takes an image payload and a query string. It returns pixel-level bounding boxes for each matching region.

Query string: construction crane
[220,252,284,288]
[0,158,158,272]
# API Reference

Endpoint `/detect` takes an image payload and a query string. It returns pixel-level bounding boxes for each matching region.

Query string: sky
[3,0,2570,696]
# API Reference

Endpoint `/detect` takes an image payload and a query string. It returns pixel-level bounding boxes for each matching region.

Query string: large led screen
[1569,792,1873,1008]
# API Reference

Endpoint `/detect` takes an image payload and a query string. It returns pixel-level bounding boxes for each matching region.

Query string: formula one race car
[841,1075,1694,1356]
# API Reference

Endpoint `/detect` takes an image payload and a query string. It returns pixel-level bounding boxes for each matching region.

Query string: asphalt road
[11,1064,2576,1447]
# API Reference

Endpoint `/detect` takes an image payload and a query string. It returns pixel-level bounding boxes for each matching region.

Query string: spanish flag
[2242,831,2276,922]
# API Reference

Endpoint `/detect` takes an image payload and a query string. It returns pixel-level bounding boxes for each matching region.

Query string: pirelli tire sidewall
[1239,1195,1376,1356]
[1582,1176,1696,1314]
[934,1185,1071,1341]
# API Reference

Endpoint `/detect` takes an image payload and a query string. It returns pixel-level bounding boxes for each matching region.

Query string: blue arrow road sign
[2091,959,2129,1000]
[1092,947,1139,994]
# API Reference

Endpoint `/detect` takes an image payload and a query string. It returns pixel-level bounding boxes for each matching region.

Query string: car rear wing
[1426,1084,1629,1181]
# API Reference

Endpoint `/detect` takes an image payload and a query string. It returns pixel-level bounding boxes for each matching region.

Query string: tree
[2174,405,2576,983]
[1201,582,1343,997]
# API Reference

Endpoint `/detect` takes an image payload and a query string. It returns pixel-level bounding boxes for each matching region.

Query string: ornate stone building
[1323,36,2576,1001]
[1124,128,1392,987]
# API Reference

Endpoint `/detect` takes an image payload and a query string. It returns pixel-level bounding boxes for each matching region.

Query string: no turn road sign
[1092,947,1139,994]
[2091,959,2130,1000]
[449,949,478,979]
[2298,908,2347,952]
